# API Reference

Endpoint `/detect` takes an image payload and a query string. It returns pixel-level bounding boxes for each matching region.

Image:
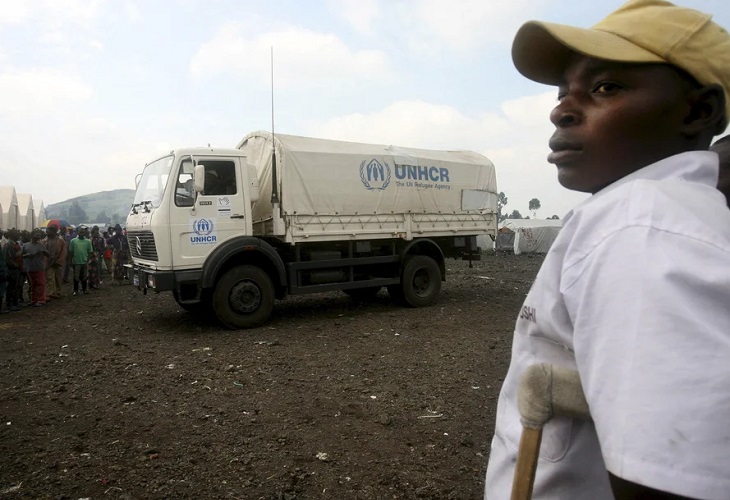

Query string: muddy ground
[0,253,543,500]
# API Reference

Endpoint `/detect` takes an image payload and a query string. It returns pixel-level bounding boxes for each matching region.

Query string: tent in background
[0,186,19,230]
[495,218,562,255]
[34,199,46,228]
[16,193,35,232]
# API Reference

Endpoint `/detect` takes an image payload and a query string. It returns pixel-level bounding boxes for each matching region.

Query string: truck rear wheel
[401,256,441,307]
[212,265,275,329]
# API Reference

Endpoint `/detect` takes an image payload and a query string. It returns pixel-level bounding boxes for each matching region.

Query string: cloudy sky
[1,0,728,218]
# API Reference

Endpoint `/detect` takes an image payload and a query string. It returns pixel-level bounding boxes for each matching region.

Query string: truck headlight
[148,275,156,288]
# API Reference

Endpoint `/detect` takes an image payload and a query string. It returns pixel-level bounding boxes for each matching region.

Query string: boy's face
[549,56,696,194]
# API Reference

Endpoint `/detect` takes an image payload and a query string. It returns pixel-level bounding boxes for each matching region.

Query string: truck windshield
[133,155,173,208]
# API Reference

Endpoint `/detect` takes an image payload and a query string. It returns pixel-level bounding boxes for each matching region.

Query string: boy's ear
[683,84,727,137]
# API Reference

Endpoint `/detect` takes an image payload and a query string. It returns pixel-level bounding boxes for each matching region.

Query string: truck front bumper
[126,264,203,297]
[125,264,176,293]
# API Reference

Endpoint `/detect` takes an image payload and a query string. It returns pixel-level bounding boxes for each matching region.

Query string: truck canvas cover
[237,131,498,223]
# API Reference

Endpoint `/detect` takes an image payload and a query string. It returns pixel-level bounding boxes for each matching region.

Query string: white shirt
[485,151,730,499]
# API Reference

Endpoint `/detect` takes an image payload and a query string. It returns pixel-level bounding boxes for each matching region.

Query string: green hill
[45,189,135,226]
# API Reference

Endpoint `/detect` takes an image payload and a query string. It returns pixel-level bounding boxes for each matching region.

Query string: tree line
[497,192,559,222]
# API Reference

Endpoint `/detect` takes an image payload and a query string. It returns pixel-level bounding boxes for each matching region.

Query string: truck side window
[202,161,237,196]
[175,160,195,207]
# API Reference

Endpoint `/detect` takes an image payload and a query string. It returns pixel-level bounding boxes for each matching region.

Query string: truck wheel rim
[412,268,433,297]
[230,280,261,313]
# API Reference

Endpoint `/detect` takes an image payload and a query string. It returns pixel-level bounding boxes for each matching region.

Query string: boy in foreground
[485,1,730,498]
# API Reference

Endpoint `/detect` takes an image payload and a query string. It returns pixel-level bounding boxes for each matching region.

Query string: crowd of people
[0,223,130,313]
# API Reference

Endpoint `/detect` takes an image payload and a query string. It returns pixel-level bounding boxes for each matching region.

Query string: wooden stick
[511,427,543,500]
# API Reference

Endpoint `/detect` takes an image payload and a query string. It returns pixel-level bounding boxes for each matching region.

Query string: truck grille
[127,231,158,261]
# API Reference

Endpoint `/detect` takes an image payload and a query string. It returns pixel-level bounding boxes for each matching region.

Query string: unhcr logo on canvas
[360,159,391,190]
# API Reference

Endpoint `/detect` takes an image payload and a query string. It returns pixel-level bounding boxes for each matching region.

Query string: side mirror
[193,164,205,193]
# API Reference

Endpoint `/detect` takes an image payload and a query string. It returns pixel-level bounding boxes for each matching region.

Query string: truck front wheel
[401,256,441,307]
[212,266,275,329]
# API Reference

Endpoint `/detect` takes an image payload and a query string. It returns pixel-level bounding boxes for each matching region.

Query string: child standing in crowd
[68,226,92,296]
[43,224,67,299]
[4,230,22,311]
[19,231,31,304]
[87,226,104,290]
[109,224,128,285]
[22,230,48,306]
[62,226,74,284]
[102,231,113,275]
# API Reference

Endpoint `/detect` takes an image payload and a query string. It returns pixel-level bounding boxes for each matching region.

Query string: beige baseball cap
[512,0,730,119]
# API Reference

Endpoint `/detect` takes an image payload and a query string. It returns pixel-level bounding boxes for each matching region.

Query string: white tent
[0,186,19,230]
[34,199,46,228]
[16,193,35,231]
[496,218,562,255]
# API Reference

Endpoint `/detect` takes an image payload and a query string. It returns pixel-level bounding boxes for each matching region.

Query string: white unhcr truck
[126,131,498,328]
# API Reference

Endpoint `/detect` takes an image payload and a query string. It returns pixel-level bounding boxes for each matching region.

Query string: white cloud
[389,0,549,55]
[123,1,141,23]
[0,68,93,115]
[307,94,588,217]
[39,29,67,46]
[189,23,392,89]
[328,0,380,34]
[39,0,103,26]
[0,0,32,24]
[0,0,103,26]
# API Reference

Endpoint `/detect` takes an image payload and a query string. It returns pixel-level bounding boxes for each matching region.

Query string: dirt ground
[0,253,543,500]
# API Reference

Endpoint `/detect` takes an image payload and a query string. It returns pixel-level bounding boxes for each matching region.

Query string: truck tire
[212,265,275,329]
[401,256,441,307]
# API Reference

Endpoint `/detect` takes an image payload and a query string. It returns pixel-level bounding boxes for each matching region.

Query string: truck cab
[126,148,259,305]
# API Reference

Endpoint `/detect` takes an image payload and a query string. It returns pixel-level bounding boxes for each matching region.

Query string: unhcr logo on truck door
[190,218,217,245]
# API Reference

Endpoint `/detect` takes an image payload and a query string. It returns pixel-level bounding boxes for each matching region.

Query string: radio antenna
[270,46,280,205]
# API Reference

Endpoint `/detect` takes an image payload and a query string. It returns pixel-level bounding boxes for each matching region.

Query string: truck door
[169,156,247,267]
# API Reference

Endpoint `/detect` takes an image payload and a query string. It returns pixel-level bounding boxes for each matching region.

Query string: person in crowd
[109,224,129,285]
[22,230,48,306]
[68,226,92,296]
[485,1,730,499]
[43,224,67,300]
[61,226,73,284]
[19,230,31,304]
[102,231,113,275]
[710,134,730,207]
[87,226,104,290]
[4,229,22,311]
